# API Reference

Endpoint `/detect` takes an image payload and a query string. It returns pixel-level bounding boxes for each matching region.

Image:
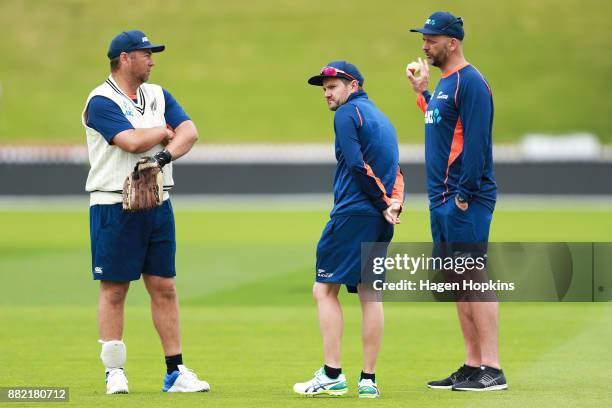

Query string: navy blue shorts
[89,200,176,282]
[316,215,394,293]
[430,199,493,258]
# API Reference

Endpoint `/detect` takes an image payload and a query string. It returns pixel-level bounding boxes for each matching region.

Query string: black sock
[481,365,502,373]
[360,371,375,382]
[165,354,183,374]
[324,365,342,379]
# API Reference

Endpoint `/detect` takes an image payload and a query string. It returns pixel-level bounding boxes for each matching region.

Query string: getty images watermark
[360,242,612,302]
[370,253,515,293]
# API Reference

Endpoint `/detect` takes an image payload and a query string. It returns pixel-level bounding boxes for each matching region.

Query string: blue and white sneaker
[358,378,380,398]
[293,368,348,396]
[105,368,128,394]
[163,365,210,393]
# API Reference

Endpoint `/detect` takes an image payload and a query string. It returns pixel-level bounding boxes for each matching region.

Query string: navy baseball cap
[308,61,364,87]
[107,30,165,59]
[410,12,465,40]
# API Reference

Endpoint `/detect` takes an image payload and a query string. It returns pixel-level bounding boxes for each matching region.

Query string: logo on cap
[142,37,148,43]
[410,12,465,40]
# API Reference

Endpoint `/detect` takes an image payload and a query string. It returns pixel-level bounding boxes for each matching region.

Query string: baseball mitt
[122,157,164,211]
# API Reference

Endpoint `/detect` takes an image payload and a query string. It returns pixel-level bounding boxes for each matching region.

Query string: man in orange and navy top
[406,12,506,392]
[293,61,404,398]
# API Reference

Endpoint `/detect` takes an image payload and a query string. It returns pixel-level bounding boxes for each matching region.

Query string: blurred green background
[1,0,611,144]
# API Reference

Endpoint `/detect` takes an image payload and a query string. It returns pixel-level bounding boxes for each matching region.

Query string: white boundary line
[0,194,611,212]
[1,144,611,164]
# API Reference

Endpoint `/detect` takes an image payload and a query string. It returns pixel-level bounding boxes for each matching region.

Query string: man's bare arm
[113,127,171,153]
[165,120,198,160]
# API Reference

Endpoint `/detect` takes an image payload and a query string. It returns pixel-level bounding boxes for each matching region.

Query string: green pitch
[1,207,611,407]
[1,0,611,144]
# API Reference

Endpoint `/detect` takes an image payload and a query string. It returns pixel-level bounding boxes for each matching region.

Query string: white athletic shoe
[163,365,210,392]
[293,368,348,396]
[106,368,129,394]
[358,378,380,398]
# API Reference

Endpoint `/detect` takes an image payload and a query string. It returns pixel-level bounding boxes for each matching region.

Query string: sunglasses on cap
[320,66,358,82]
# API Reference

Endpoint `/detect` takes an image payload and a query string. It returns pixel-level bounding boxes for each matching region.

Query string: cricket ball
[406,62,420,75]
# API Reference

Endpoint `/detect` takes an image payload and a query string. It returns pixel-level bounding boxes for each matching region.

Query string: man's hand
[162,120,198,161]
[455,194,469,211]
[383,201,403,225]
[161,125,175,147]
[405,57,430,95]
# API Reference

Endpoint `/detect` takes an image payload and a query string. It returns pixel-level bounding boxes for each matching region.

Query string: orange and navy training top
[331,90,404,217]
[417,63,497,210]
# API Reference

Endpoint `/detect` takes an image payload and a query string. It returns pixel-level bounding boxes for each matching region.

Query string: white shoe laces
[107,369,127,383]
[179,366,200,382]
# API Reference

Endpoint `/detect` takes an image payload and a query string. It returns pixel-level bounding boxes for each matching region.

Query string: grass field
[1,0,611,144]
[1,204,611,407]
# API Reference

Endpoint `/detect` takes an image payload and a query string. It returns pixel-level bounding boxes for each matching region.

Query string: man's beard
[137,74,149,83]
[431,50,448,68]
[328,95,348,111]
[134,70,150,84]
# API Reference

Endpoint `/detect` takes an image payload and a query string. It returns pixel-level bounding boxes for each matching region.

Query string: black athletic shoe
[452,365,508,391]
[427,364,479,389]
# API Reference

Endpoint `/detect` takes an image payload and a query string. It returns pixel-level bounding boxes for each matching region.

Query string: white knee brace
[99,340,126,369]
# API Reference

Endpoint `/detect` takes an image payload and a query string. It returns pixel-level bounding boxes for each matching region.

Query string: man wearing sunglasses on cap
[405,12,506,391]
[293,61,404,399]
